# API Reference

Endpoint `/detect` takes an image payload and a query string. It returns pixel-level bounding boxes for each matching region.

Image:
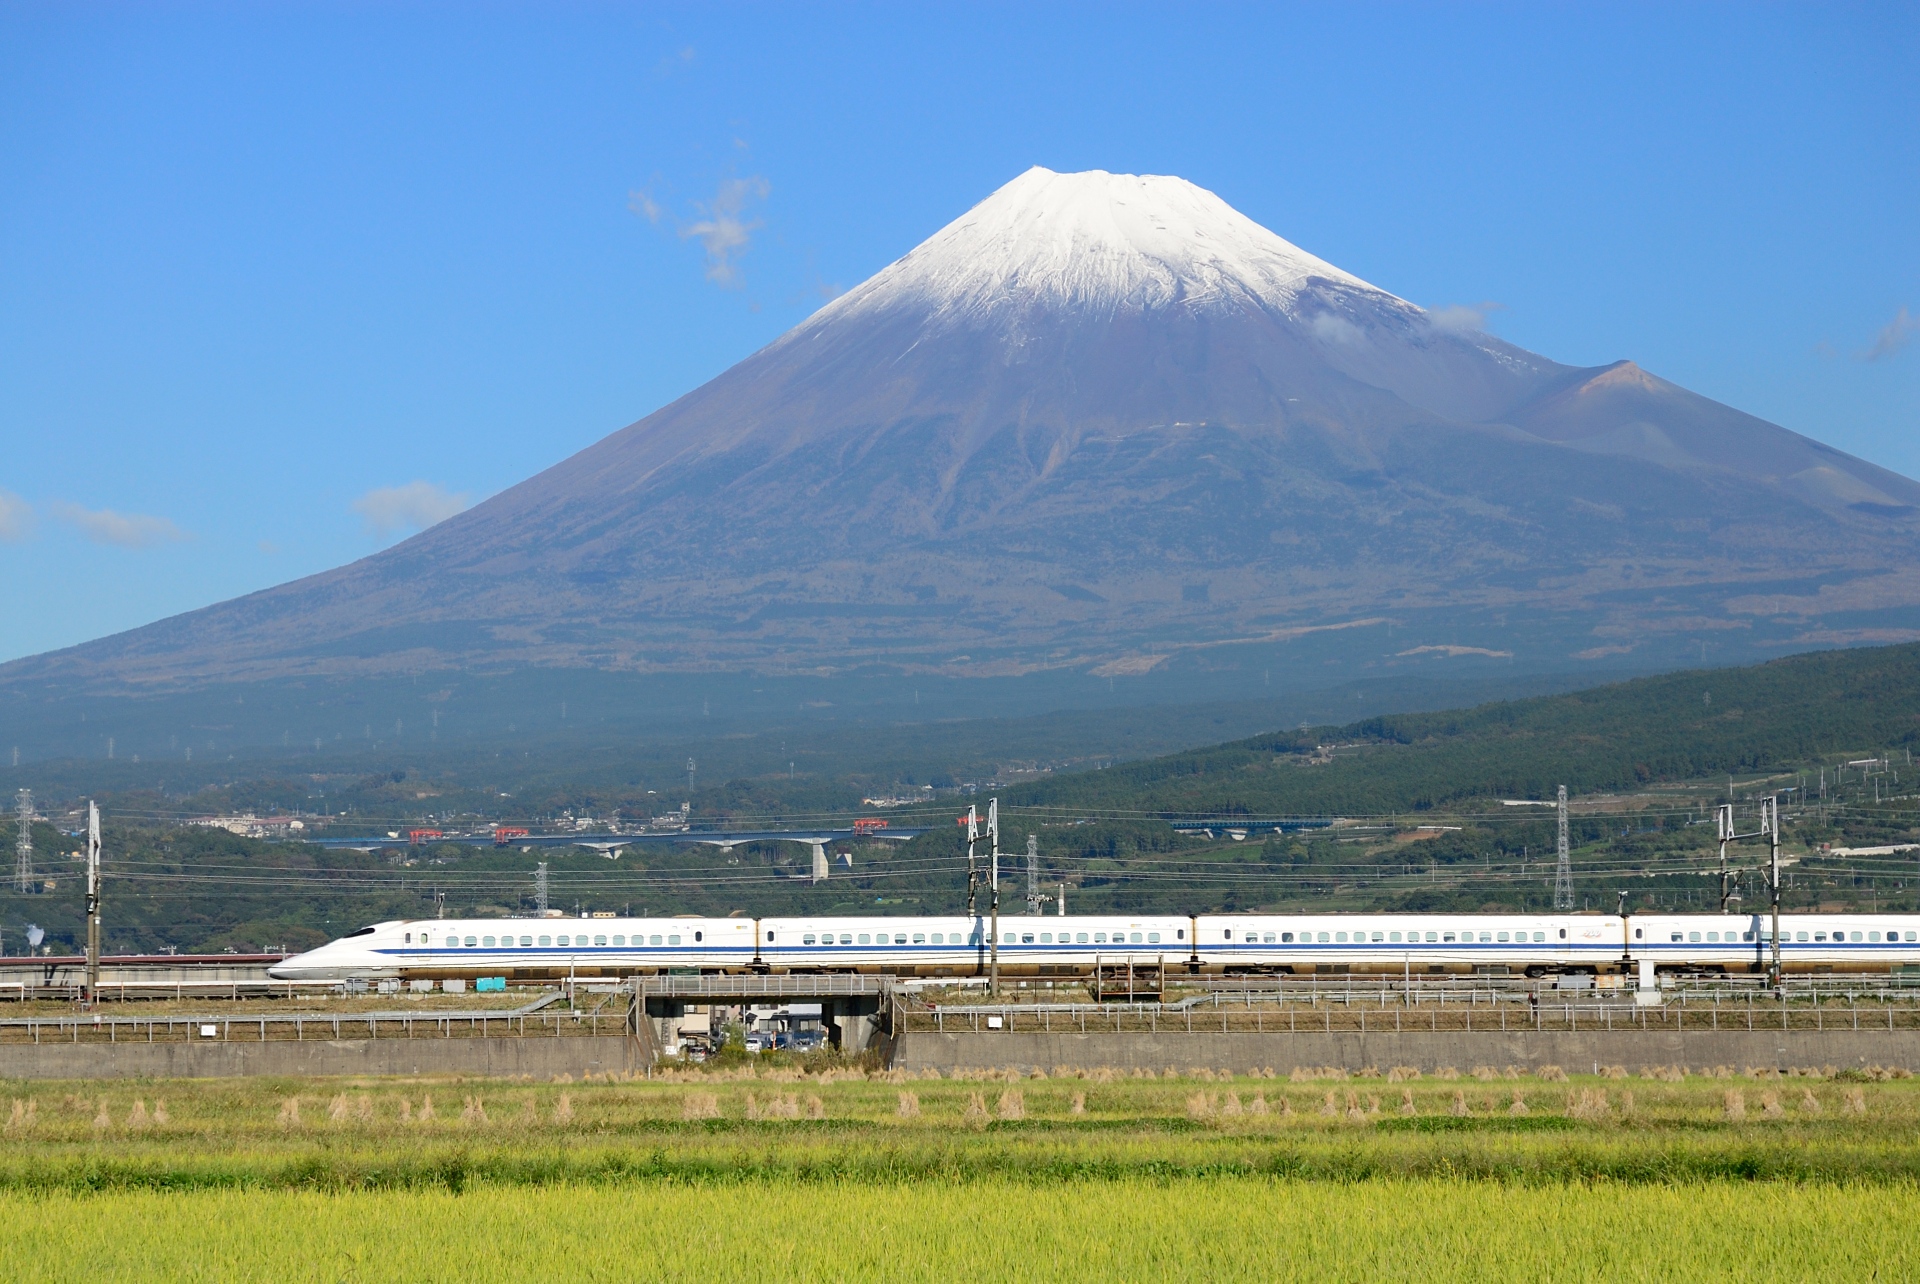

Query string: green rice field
[0,1067,1915,1281]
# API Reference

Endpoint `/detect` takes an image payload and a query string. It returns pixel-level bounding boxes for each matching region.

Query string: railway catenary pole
[1715,804,1735,913]
[1764,794,1783,990]
[84,800,101,1004]
[962,805,980,919]
[988,798,1002,996]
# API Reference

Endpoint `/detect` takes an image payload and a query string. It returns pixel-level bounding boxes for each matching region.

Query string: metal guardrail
[0,992,588,1045]
[637,975,893,999]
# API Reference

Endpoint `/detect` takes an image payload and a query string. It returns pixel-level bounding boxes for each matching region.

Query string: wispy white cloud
[1860,306,1915,361]
[627,184,663,224]
[48,502,187,548]
[680,175,769,288]
[1427,301,1506,335]
[352,481,470,538]
[1309,312,1364,345]
[0,491,31,542]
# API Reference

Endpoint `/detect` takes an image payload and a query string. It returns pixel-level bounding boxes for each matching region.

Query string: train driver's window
[1282,932,1295,943]
[539,936,551,947]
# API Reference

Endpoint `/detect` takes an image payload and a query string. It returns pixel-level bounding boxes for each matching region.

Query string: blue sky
[2,2,1915,663]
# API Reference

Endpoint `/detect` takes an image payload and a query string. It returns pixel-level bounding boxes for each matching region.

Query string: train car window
[1688,932,1700,943]
[857,934,871,945]
[1670,933,1682,943]
[1561,929,1569,940]
[1870,931,1882,942]
[803,934,816,946]
[1039,933,1051,943]
[1335,932,1348,943]
[642,934,657,946]
[1852,931,1864,942]
[539,935,551,947]
[1316,932,1329,943]
[1389,931,1402,943]
[611,935,624,946]
[1148,932,1161,944]
[464,936,477,947]
[520,936,532,947]
[1264,933,1277,944]
[1022,933,1035,944]
[1095,932,1108,943]
[589,935,603,947]
[1796,931,1808,941]
[1371,932,1384,943]
[404,933,412,944]
[1497,932,1509,943]
[1706,932,1717,942]
[1744,931,1755,942]
[1813,932,1827,942]
[695,931,704,943]
[668,935,681,946]
[1077,933,1089,943]
[1176,930,1185,940]
[1282,932,1295,943]
[1908,932,1917,942]
[911,933,925,945]
[933,933,946,944]
[483,936,496,948]
[1443,933,1456,943]
[1532,932,1544,942]
[1223,929,1233,940]
[837,934,851,945]
[1130,932,1144,944]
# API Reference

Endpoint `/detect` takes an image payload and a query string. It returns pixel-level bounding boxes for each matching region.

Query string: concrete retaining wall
[892,1030,1920,1075]
[0,1035,634,1080]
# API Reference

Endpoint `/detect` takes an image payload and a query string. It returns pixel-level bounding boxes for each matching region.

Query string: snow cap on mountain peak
[809,166,1404,331]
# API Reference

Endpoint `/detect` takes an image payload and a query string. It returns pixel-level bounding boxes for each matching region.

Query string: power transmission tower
[1025,834,1041,916]
[535,861,549,915]
[13,789,30,895]
[1553,785,1574,910]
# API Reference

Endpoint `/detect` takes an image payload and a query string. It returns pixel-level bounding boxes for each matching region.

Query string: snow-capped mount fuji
[7,166,1920,703]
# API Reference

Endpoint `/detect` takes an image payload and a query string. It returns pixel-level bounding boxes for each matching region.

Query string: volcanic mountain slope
[9,166,1920,695]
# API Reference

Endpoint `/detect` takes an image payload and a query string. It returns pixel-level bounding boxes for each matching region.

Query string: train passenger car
[1634,914,1920,974]
[1194,914,1620,976]
[269,916,758,981]
[758,915,1191,976]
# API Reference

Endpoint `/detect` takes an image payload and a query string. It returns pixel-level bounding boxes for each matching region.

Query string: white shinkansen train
[269,911,1920,981]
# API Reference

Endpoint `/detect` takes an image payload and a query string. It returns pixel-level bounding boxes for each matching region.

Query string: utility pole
[13,789,30,895]
[84,800,101,1004]
[1057,881,1066,916]
[1715,803,1735,912]
[1025,834,1040,916]
[685,758,695,807]
[987,798,1001,995]
[1553,785,1574,910]
[535,861,549,915]
[963,804,980,919]
[1763,793,1783,989]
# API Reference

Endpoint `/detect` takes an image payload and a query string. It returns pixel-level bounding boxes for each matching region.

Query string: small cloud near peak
[353,482,470,538]
[680,175,770,288]
[1427,301,1506,335]
[48,502,186,548]
[1860,306,1915,362]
